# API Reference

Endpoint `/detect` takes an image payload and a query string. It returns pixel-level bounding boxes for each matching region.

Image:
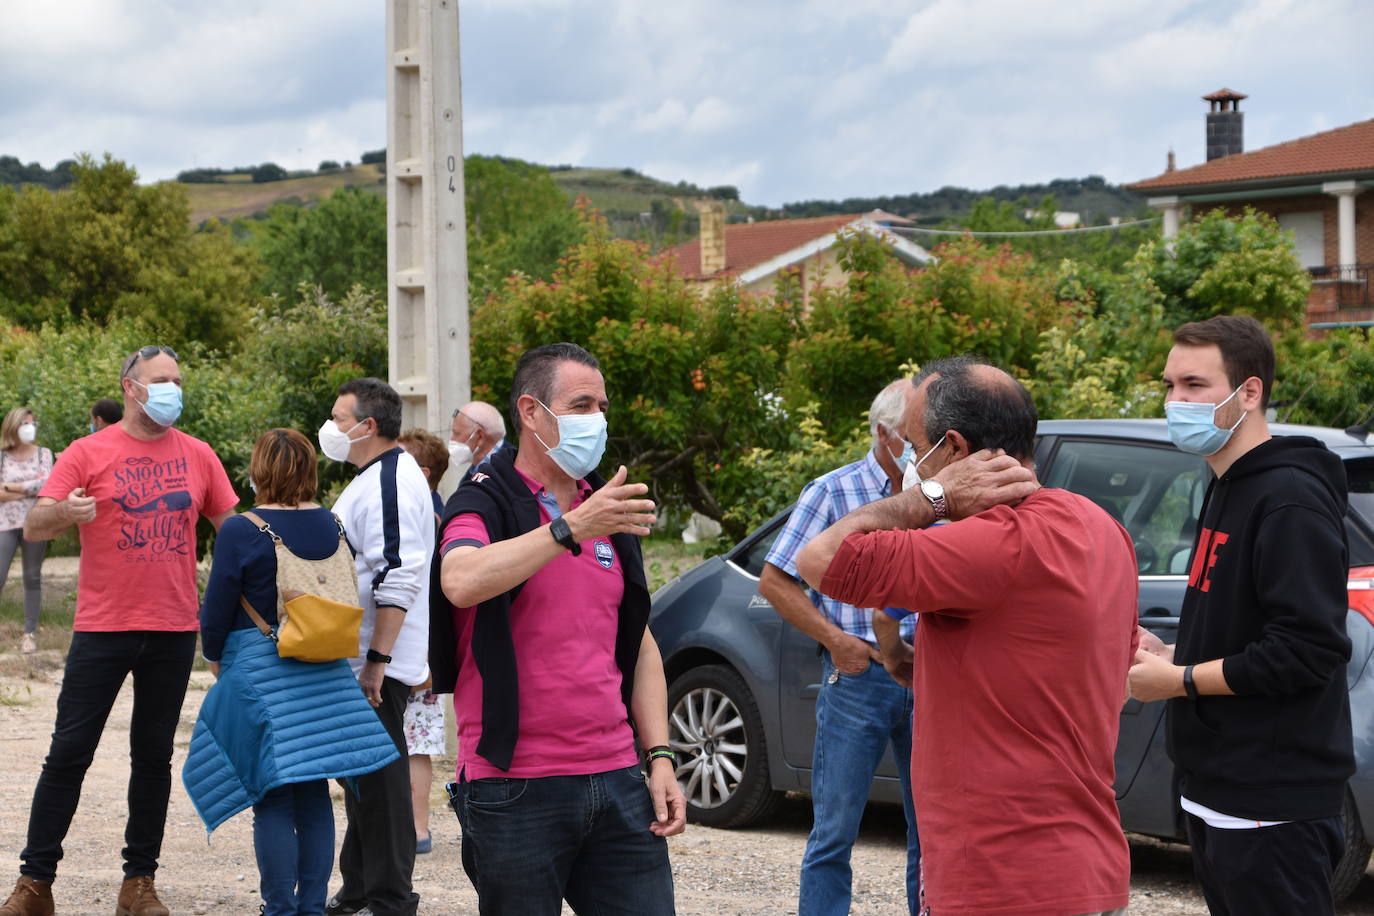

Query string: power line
[891,217,1160,239]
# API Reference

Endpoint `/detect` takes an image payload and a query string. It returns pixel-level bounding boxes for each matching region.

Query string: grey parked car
[649,419,1374,901]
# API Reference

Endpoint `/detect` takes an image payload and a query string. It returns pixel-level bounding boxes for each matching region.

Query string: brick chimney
[694,200,727,276]
[1204,88,1246,161]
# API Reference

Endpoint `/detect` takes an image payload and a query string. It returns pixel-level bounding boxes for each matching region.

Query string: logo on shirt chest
[594,540,615,569]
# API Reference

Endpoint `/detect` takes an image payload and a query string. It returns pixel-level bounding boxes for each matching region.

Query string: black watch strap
[366,647,392,664]
[549,516,582,556]
[1182,664,1199,700]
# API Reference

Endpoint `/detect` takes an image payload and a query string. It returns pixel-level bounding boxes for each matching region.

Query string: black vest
[427,448,651,771]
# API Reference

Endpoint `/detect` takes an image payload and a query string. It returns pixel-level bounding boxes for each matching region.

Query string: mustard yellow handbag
[237,511,364,663]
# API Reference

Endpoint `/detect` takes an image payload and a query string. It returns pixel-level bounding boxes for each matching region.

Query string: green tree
[0,154,260,350]
[465,155,584,303]
[252,187,388,303]
[1138,207,1310,328]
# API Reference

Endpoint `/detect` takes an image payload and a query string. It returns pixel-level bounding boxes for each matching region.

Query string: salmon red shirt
[820,488,1139,916]
[441,466,638,781]
[38,424,238,632]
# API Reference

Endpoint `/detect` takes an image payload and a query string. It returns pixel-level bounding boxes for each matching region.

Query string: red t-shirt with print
[39,424,238,632]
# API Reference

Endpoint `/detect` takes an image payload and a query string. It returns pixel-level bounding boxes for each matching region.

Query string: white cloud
[1,0,1370,206]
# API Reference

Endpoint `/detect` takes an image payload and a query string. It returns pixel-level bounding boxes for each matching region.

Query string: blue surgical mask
[892,438,914,469]
[1165,386,1245,456]
[131,379,183,427]
[89,423,97,434]
[533,399,608,480]
[901,434,946,491]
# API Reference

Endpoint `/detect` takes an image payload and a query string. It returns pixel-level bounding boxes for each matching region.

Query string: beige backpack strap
[238,510,281,641]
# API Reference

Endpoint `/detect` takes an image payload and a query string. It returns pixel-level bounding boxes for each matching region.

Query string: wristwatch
[549,516,582,556]
[920,478,949,520]
[366,648,392,664]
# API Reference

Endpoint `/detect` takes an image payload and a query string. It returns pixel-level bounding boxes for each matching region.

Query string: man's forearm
[759,565,848,649]
[441,526,566,607]
[872,611,905,657]
[629,630,670,747]
[368,605,407,656]
[23,500,71,541]
[798,495,935,589]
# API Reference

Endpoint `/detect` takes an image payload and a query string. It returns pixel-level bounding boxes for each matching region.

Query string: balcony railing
[1309,263,1373,308]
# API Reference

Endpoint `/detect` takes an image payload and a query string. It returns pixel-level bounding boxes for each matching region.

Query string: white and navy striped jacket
[333,446,435,686]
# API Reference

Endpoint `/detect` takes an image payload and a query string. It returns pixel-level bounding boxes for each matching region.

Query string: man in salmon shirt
[430,342,685,915]
[797,356,1139,916]
[0,346,238,916]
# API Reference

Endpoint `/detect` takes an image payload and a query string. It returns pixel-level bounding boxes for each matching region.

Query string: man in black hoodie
[1129,315,1354,915]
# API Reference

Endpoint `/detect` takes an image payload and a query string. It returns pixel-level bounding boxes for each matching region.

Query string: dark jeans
[455,764,675,916]
[20,630,197,883]
[254,780,334,916]
[1186,811,1345,916]
[336,676,417,916]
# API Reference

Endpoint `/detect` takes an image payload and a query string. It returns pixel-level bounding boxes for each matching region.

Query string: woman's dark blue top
[200,507,344,661]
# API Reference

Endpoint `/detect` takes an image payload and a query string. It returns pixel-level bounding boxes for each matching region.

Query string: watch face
[920,478,944,499]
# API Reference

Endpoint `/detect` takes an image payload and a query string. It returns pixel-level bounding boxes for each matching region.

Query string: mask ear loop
[1215,384,1248,432]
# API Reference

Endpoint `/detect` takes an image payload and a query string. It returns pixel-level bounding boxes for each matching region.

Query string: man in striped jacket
[321,377,435,916]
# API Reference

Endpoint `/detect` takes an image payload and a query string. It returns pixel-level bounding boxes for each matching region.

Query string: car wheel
[667,664,783,828]
[1333,789,1372,904]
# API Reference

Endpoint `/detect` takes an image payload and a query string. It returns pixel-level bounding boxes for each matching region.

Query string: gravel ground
[3,645,1374,914]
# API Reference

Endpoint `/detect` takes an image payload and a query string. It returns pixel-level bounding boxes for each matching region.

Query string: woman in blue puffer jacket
[184,429,398,916]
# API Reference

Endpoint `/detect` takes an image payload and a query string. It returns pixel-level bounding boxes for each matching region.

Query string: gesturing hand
[66,487,97,525]
[565,466,657,541]
[934,450,1038,520]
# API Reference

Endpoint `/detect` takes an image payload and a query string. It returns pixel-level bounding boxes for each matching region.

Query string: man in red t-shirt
[0,347,238,916]
[797,357,1139,916]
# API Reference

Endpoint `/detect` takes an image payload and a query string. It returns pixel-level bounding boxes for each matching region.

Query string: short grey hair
[911,356,1037,459]
[458,400,506,440]
[868,380,908,438]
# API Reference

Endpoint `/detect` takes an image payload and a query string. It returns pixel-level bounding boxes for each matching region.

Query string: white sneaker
[20,633,36,654]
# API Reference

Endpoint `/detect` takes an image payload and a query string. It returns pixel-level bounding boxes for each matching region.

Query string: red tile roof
[666,213,863,280]
[1130,117,1374,192]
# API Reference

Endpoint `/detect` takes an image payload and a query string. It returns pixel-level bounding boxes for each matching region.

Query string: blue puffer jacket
[183,629,400,833]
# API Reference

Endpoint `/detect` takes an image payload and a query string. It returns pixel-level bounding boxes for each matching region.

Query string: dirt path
[3,649,1374,914]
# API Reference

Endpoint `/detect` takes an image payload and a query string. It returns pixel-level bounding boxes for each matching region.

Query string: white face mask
[448,439,473,478]
[318,419,370,463]
[17,422,36,444]
[901,434,946,491]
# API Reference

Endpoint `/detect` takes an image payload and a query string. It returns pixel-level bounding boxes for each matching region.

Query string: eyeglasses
[121,345,180,379]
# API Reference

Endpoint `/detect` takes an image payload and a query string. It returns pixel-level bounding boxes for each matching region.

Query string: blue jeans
[254,780,334,916]
[799,654,919,916]
[455,764,674,915]
[20,630,196,883]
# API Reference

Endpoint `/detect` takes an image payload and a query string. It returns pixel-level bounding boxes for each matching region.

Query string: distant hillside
[780,175,1147,226]
[178,164,384,225]
[6,149,1148,233]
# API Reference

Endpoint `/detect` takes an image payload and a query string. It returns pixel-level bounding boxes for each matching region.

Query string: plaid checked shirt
[764,449,917,644]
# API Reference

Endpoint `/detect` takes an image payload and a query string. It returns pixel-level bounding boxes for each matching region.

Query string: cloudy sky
[1,0,1369,207]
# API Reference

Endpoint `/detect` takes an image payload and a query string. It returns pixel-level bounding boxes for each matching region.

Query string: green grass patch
[642,538,711,594]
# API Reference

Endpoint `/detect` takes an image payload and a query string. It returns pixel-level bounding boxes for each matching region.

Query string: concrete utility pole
[385,0,469,439]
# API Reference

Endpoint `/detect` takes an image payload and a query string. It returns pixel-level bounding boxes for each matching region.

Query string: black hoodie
[1167,435,1355,821]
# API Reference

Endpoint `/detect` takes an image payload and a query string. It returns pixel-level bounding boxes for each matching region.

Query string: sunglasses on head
[122,345,179,378]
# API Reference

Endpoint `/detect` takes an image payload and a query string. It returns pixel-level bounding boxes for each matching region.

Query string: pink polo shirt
[442,466,638,780]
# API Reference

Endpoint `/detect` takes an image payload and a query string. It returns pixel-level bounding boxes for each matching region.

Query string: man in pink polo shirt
[430,342,685,915]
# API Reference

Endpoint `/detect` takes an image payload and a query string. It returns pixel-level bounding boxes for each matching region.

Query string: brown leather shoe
[0,877,54,916]
[115,876,168,916]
